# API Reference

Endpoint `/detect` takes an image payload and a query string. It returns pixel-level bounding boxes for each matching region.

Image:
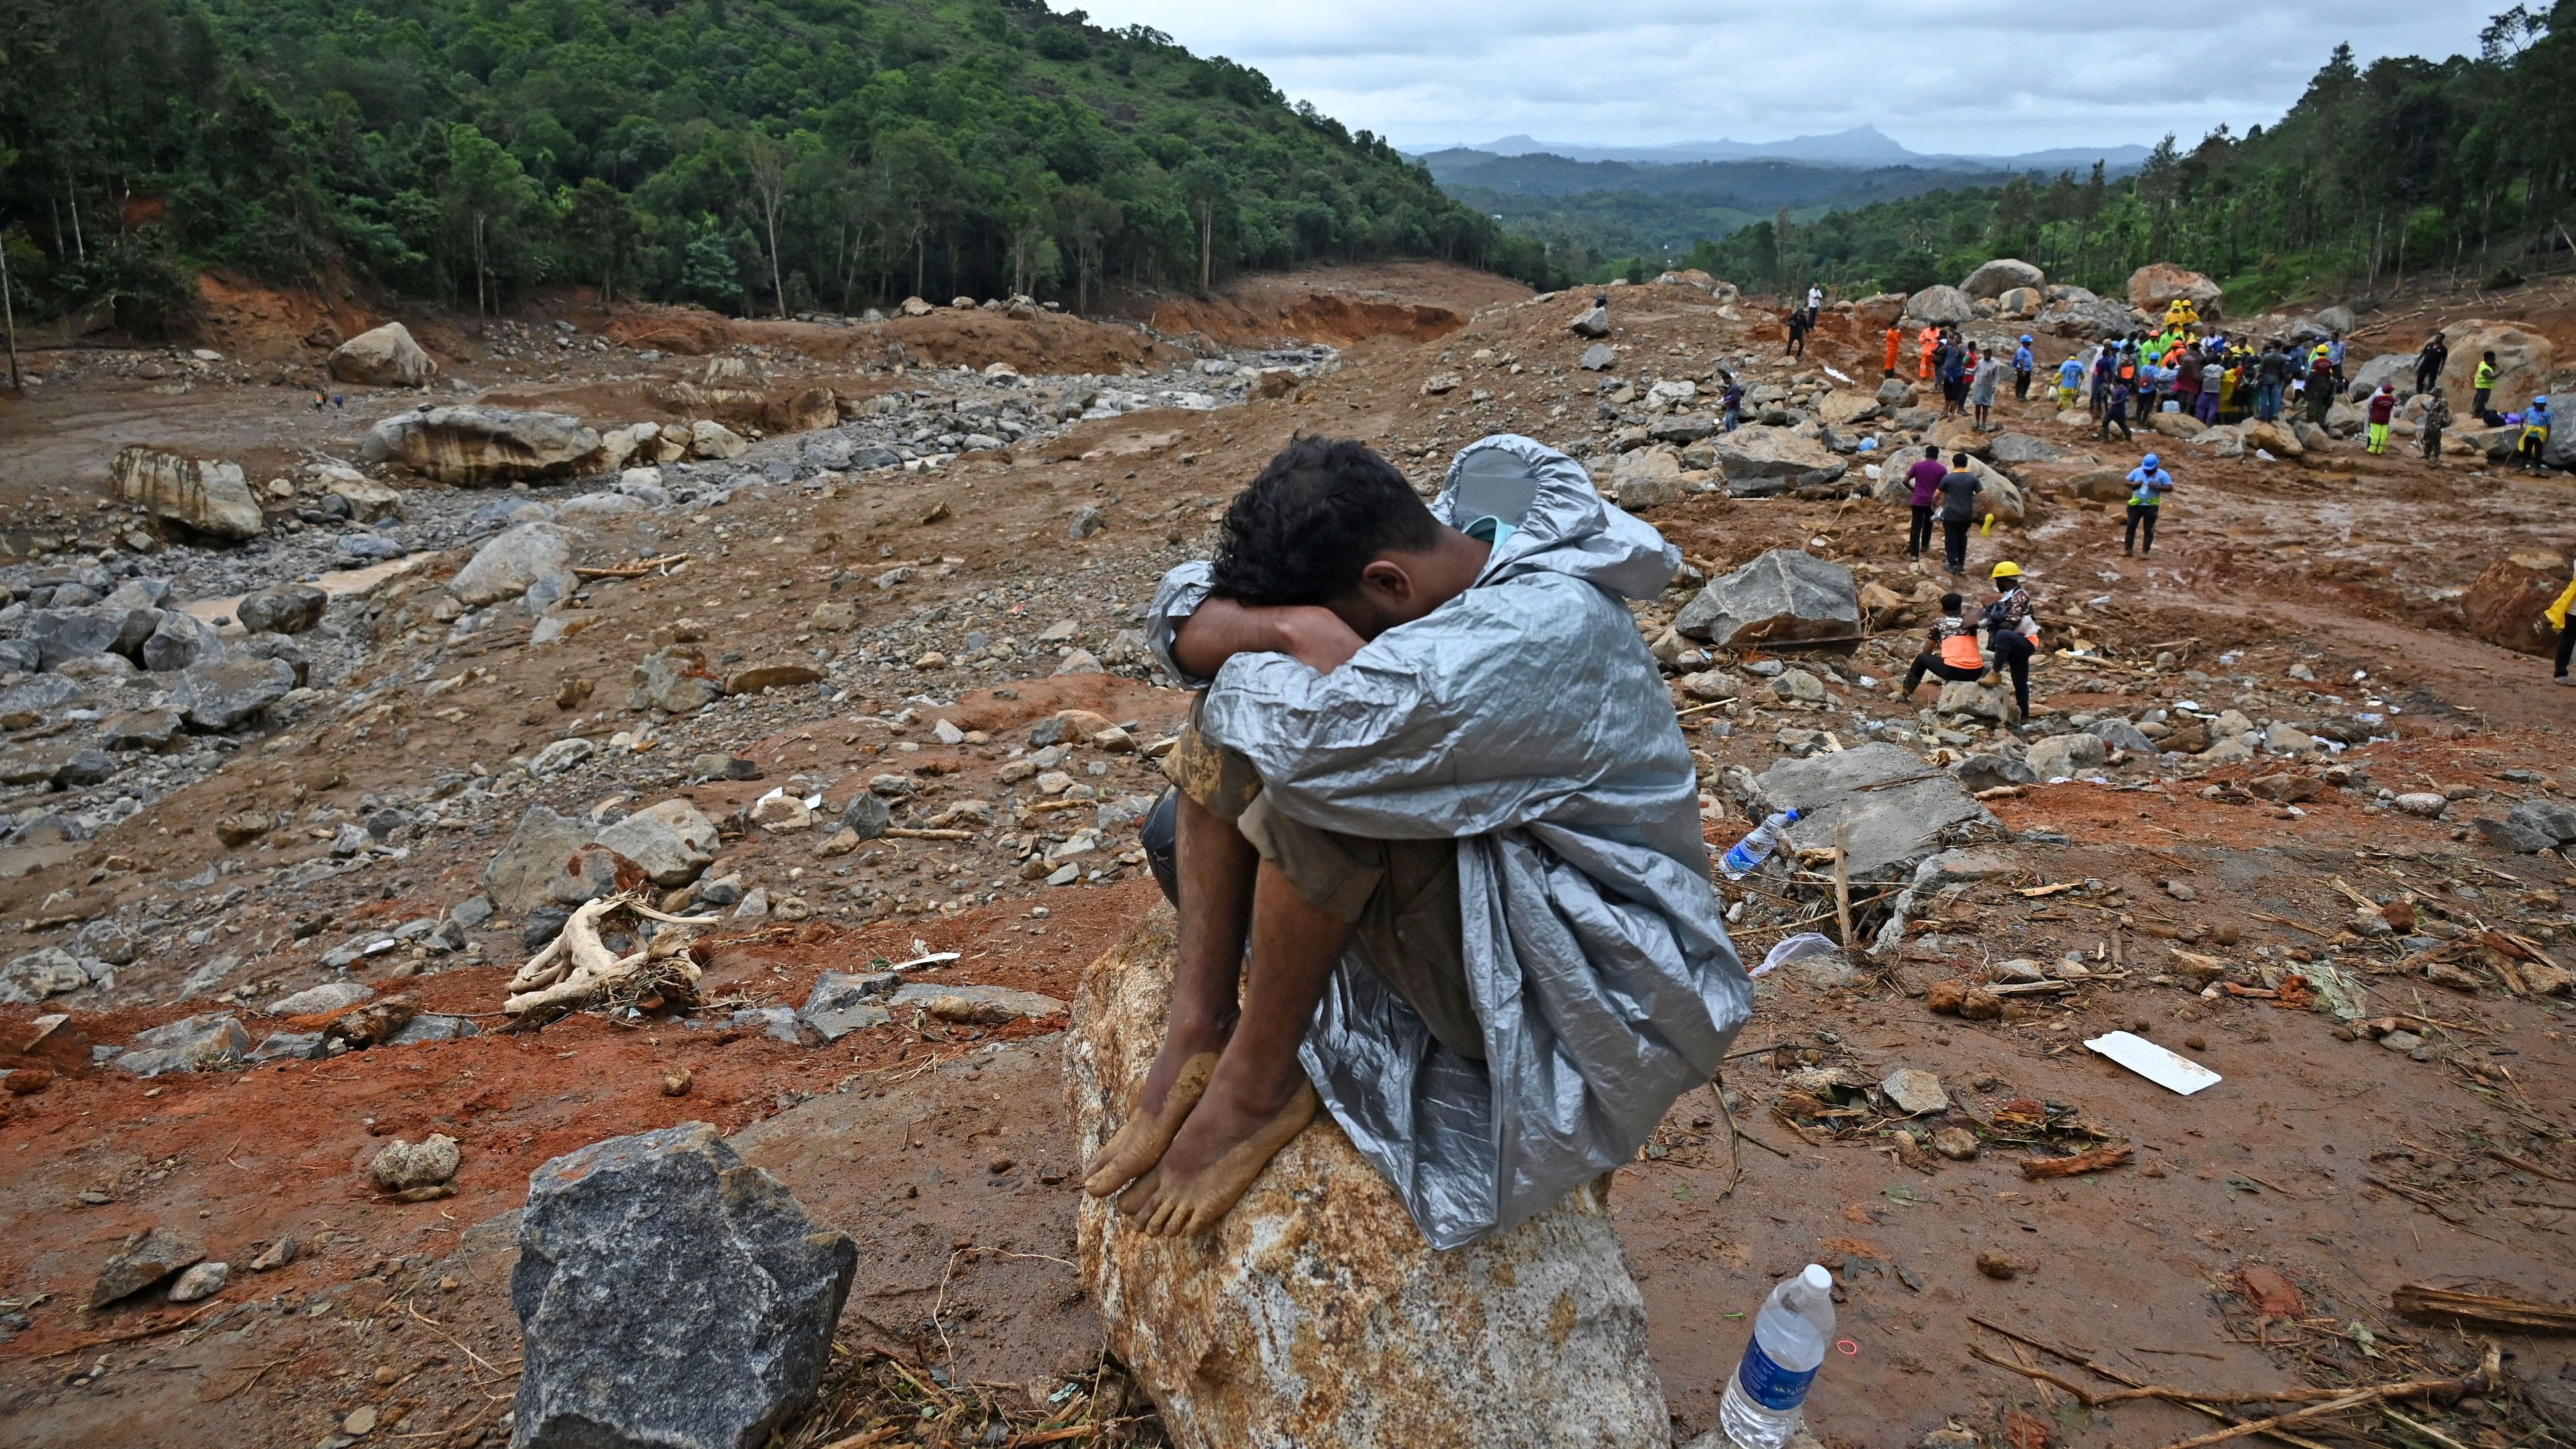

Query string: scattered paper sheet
[2084,1029,2222,1095]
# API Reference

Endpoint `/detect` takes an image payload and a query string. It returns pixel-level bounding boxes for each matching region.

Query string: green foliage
[0,0,1566,331]
[1673,15,2576,305]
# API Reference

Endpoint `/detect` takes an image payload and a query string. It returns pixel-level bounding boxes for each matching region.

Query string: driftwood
[505,893,716,1017]
[2392,1283,2576,1335]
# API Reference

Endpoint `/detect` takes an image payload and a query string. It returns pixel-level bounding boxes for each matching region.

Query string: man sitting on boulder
[1087,434,1751,1249]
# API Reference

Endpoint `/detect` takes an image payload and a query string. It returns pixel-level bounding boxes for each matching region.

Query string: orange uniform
[1884,327,1902,374]
[1918,327,1939,379]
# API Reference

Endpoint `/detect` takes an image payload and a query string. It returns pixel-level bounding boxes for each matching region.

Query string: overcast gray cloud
[1068,1,2489,156]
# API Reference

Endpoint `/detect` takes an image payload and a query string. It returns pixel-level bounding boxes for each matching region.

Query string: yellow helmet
[1990,561,2023,579]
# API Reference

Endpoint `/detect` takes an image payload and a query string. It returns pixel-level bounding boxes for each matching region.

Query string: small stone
[661,1067,692,1097]
[249,1237,298,1271]
[370,1134,460,1192]
[1975,1251,2018,1281]
[343,1405,379,1436]
[1930,1128,1981,1161]
[2380,1029,2425,1052]
[167,1260,230,1303]
[2163,879,2198,902]
[91,1226,207,1307]
[1880,1067,1949,1115]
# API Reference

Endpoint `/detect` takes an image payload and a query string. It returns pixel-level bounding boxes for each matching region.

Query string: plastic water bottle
[1719,1263,1835,1448]
[1718,809,1800,881]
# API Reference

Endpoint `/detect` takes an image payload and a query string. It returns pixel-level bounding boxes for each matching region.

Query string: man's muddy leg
[1081,790,1253,1196]
[1124,857,1343,1236]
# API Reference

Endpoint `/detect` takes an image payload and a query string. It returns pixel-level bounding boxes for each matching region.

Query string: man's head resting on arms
[1207,436,1489,640]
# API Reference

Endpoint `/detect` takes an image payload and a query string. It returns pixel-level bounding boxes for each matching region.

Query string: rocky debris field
[0,262,2573,1449]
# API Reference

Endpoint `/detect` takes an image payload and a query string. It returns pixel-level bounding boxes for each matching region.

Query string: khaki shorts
[1163,724,1481,1060]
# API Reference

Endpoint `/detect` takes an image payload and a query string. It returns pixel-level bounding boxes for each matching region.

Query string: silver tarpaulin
[1146,434,1751,1249]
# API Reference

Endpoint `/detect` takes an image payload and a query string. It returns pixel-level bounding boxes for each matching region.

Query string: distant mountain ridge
[1407,123,2148,174]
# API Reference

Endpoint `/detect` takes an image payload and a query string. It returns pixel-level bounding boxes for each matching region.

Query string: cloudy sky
[1069,1,2488,156]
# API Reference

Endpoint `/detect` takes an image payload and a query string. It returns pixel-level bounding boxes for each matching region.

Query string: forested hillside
[0,0,1556,332]
[1421,150,2027,279]
[1678,10,2576,311]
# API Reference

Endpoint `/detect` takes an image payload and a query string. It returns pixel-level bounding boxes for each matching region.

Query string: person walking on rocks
[2099,372,2134,442]
[2415,332,2448,396]
[1971,346,2003,428]
[2306,348,2338,426]
[1940,341,1972,418]
[2422,387,2451,461]
[2474,351,2498,419]
[1980,562,2041,720]
[1895,592,1987,701]
[1718,370,1745,432]
[1785,306,1809,358]
[1918,323,1940,381]
[2057,352,2086,411]
[1904,443,1945,559]
[1808,283,1824,318]
[2365,382,2399,455]
[1102,433,1750,1247]
[1936,452,1983,574]
[1884,323,1903,378]
[2123,453,2174,557]
[2013,335,2035,402]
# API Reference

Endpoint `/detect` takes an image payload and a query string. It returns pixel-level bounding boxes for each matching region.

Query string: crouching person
[1095,434,1753,1250]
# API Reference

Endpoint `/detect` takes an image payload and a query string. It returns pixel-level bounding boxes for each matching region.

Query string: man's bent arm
[1174,598,1363,678]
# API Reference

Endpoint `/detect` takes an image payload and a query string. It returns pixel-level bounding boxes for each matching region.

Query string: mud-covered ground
[0,263,2571,1449]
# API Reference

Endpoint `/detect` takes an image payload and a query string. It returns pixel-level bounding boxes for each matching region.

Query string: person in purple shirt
[1903,443,1945,559]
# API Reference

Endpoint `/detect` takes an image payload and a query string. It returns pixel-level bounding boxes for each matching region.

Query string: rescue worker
[2365,382,2398,455]
[2057,351,2086,411]
[2421,388,2451,461]
[2415,332,2448,396]
[1884,323,1902,378]
[2124,453,2174,557]
[1895,592,1987,701]
[2546,559,2576,688]
[2474,351,2498,419]
[2519,396,2553,471]
[1980,562,2041,721]
[1918,324,1940,381]
[2013,335,2035,401]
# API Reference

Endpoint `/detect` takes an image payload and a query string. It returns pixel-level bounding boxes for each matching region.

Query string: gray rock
[1578,342,1618,371]
[631,648,723,715]
[2084,718,2158,755]
[798,972,897,1043]
[1959,259,2044,300]
[1987,433,2063,465]
[1568,305,1611,339]
[1067,504,1105,540]
[595,799,720,887]
[1707,426,1847,495]
[245,1031,327,1063]
[167,1259,231,1303]
[728,1005,813,1044]
[110,447,264,539]
[0,638,40,674]
[451,894,496,931]
[1673,549,1859,646]
[511,1123,855,1449]
[235,632,310,686]
[115,1014,252,1076]
[237,585,328,635]
[2025,732,2108,779]
[339,531,406,563]
[690,753,764,783]
[24,606,148,668]
[452,523,575,606]
[372,1133,461,1190]
[1953,754,2037,791]
[140,610,225,672]
[0,946,90,1004]
[1905,284,1975,326]
[361,405,603,484]
[101,708,185,752]
[329,321,438,387]
[484,806,597,914]
[0,674,78,726]
[887,982,1068,1023]
[91,1226,207,1307]
[386,1014,482,1045]
[52,748,118,787]
[1753,741,2001,882]
[169,656,297,730]
[1880,1067,1949,1115]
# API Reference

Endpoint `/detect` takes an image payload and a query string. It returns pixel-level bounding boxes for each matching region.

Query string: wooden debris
[2022,1144,2134,1179]
[2391,1283,2576,1335]
[505,893,716,1017]
[573,553,691,580]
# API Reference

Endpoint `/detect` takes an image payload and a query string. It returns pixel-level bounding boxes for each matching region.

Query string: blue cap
[2021,334,2033,343]
[2142,452,2160,468]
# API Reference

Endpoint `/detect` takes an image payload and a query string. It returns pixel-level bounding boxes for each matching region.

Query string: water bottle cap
[1783,809,1802,823]
[1800,1263,1832,1291]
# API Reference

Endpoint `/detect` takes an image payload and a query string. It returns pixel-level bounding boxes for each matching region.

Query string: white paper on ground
[2084,1029,2222,1095]
[1750,932,1841,978]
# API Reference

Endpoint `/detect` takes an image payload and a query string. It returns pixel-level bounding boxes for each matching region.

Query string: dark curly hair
[1207,436,1438,606]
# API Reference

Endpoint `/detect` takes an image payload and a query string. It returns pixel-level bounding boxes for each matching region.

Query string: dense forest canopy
[1666,7,2576,312]
[0,0,1565,334]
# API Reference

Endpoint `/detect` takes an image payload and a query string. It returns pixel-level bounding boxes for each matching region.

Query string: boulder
[1953,754,2037,791]
[2478,798,2576,853]
[2313,305,2357,334]
[1988,433,2062,465]
[1960,259,2045,300]
[2064,467,2132,503]
[484,805,597,914]
[2025,732,2109,780]
[139,610,225,672]
[689,420,750,460]
[1816,391,1881,428]
[0,946,90,1003]
[1068,911,1672,1449]
[2464,553,2569,656]
[327,322,438,388]
[762,387,837,434]
[1937,678,2021,724]
[2125,263,2224,317]
[2241,420,2304,458]
[2085,718,2158,754]
[797,972,894,1042]
[2439,321,2557,414]
[595,799,720,887]
[1851,292,1906,330]
[91,1226,208,1307]
[2346,353,2413,400]
[2551,392,2576,469]
[511,1123,855,1449]
[2034,293,2140,336]
[168,656,297,730]
[1607,448,1685,509]
[115,1014,253,1076]
[23,606,150,668]
[1709,426,1847,495]
[267,981,374,1017]
[2186,424,2246,458]
[452,523,575,606]
[237,584,328,636]
[1567,304,1610,338]
[102,709,185,753]
[2150,411,2206,438]
[110,446,263,540]
[1906,285,1975,327]
[325,471,405,522]
[362,406,603,484]
[1672,549,1859,646]
[1753,740,2001,882]
[1577,342,1616,372]
[1995,287,2040,318]
[632,646,724,715]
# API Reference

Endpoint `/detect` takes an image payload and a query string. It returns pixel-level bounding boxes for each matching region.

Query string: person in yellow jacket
[2164,297,2198,330]
[2473,352,2498,418]
[2547,561,2576,686]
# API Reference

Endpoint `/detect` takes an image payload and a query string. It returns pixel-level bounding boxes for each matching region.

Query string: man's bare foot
[1081,1027,1226,1197]
[1119,1076,1319,1238]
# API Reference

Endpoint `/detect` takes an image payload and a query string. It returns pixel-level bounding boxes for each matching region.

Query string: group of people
[1882,326,2035,430]
[1894,563,2043,722]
